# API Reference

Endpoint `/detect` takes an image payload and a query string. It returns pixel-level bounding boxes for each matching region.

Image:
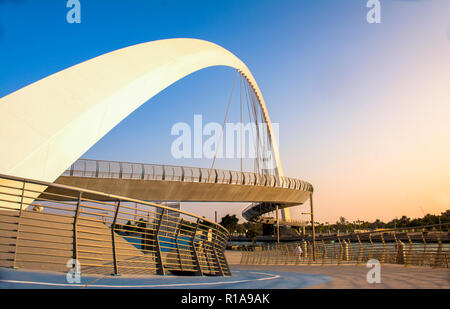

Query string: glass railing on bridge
[63,159,313,192]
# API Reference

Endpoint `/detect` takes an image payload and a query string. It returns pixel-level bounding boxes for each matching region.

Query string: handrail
[63,158,314,193]
[0,173,231,276]
[237,224,449,268]
[0,173,228,237]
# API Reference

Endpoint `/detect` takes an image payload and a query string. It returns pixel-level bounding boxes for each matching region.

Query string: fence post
[393,231,399,264]
[331,240,336,264]
[343,240,349,262]
[396,240,406,265]
[73,192,82,271]
[12,182,26,269]
[421,231,427,266]
[155,208,166,275]
[212,233,225,276]
[240,248,246,264]
[356,234,363,265]
[321,240,327,265]
[380,233,386,264]
[276,243,281,265]
[337,237,343,265]
[175,218,183,271]
[432,234,443,268]
[406,232,413,266]
[191,218,203,276]
[368,234,374,261]
[257,245,263,264]
[111,200,121,275]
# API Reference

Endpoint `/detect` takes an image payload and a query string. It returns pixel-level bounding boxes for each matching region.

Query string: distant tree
[441,210,449,223]
[338,217,347,225]
[219,214,239,233]
[311,209,449,232]
[243,222,263,238]
[246,227,258,240]
[235,224,246,235]
[136,218,148,232]
[111,223,122,231]
[335,217,348,231]
[122,220,135,233]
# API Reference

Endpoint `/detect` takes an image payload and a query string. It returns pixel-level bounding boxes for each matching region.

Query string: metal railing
[238,224,450,268]
[255,216,309,227]
[63,159,314,192]
[0,173,231,276]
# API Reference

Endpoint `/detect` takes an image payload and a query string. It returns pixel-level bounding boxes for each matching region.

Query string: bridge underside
[49,176,309,206]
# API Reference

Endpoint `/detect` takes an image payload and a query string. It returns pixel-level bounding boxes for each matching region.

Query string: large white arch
[0,38,290,220]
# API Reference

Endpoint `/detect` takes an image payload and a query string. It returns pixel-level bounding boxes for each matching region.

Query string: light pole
[276,204,280,244]
[310,194,316,261]
[301,194,316,261]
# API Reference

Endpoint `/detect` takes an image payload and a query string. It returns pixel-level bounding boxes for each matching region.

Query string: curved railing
[255,217,309,227]
[242,202,303,222]
[0,173,231,276]
[63,159,314,192]
[239,224,450,268]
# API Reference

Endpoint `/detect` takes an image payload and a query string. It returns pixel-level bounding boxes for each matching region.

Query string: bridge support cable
[247,79,273,175]
[243,76,266,175]
[242,75,272,219]
[239,74,243,173]
[243,76,264,175]
[211,70,239,170]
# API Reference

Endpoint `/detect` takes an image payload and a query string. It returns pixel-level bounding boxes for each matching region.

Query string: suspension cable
[240,74,243,172]
[249,83,264,172]
[243,78,259,173]
[211,70,238,170]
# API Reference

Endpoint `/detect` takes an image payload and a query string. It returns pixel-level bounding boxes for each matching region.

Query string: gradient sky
[1,0,449,224]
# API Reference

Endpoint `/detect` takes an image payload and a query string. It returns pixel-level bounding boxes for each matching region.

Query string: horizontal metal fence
[0,173,231,276]
[63,159,313,192]
[239,225,450,268]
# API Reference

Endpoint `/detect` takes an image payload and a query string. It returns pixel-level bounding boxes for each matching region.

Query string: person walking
[294,243,303,259]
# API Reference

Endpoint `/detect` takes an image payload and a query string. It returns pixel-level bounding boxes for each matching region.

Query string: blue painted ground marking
[0,267,332,289]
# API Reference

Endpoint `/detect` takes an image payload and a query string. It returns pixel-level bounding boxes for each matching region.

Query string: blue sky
[1,0,449,223]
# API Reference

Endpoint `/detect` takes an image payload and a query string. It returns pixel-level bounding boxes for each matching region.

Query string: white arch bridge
[0,39,314,276]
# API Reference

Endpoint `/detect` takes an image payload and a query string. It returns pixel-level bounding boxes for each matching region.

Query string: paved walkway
[1,264,448,289]
[230,264,450,289]
[0,267,331,289]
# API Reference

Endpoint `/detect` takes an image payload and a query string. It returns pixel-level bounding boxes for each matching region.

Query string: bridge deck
[49,159,313,221]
